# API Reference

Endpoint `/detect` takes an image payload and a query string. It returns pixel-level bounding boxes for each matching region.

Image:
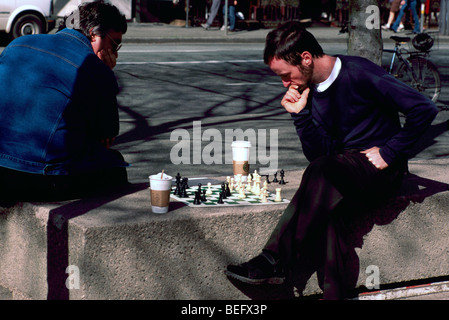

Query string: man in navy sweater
[225,21,438,299]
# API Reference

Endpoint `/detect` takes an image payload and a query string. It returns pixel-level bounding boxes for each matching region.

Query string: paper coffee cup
[149,172,173,214]
[231,141,251,182]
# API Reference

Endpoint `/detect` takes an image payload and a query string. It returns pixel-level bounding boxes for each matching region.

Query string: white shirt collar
[315,57,341,92]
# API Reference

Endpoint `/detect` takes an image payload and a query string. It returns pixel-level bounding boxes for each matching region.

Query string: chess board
[170,184,290,207]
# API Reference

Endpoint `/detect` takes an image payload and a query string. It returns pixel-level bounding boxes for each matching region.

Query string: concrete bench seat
[0,158,448,300]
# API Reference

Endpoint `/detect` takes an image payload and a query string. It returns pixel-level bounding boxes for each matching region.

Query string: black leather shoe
[225,252,285,285]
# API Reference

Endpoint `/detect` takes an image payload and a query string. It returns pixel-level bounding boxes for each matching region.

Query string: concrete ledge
[1,158,448,300]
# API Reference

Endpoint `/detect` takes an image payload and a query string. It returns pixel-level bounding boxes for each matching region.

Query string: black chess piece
[174,180,180,196]
[182,177,189,189]
[225,182,231,197]
[221,183,227,199]
[217,193,224,204]
[193,191,201,205]
[279,169,286,185]
[272,172,279,183]
[181,184,188,198]
[201,189,207,202]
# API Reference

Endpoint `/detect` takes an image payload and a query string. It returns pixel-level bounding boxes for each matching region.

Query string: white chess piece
[254,180,261,196]
[206,182,213,195]
[260,186,267,199]
[238,187,246,199]
[246,179,252,192]
[275,188,282,202]
[261,189,268,202]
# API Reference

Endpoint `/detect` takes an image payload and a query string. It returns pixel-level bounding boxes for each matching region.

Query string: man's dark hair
[60,0,127,39]
[263,21,324,66]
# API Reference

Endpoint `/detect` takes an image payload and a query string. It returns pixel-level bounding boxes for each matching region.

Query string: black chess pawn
[193,191,201,205]
[217,193,224,204]
[272,172,279,183]
[201,189,207,202]
[225,182,231,197]
[279,169,286,185]
[221,183,227,199]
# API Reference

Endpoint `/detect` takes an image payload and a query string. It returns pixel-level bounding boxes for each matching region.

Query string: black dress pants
[0,150,128,203]
[263,150,406,299]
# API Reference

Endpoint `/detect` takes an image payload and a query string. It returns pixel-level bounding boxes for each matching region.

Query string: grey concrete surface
[1,159,448,300]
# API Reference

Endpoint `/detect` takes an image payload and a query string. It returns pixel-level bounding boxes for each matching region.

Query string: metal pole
[186,0,190,28]
[420,2,425,32]
[225,0,228,35]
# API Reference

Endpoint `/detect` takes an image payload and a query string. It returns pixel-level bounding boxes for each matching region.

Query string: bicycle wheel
[396,56,441,103]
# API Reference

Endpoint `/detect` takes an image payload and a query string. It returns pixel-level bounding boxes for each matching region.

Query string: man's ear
[89,28,96,42]
[300,51,313,66]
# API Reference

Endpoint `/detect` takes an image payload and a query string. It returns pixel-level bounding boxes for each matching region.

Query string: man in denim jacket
[0,1,128,201]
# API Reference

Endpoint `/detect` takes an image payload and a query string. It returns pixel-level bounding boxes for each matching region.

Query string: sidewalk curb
[355,280,449,300]
[121,23,449,44]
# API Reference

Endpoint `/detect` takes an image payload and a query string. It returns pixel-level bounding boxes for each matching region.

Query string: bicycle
[384,33,441,103]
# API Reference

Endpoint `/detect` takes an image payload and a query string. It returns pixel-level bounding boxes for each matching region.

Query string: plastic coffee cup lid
[231,141,251,148]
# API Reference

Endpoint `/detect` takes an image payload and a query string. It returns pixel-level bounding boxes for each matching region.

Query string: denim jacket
[0,28,128,175]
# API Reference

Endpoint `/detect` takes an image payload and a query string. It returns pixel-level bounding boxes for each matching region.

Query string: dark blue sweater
[291,55,438,165]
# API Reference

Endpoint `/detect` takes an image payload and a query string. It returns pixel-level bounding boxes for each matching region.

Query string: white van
[0,0,55,39]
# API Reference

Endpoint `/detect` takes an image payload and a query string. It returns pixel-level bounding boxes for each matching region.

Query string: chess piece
[181,184,188,198]
[174,180,181,196]
[274,188,282,202]
[252,175,261,194]
[272,172,278,183]
[238,187,246,199]
[193,191,201,204]
[246,179,252,192]
[201,189,207,202]
[236,174,242,182]
[221,183,227,199]
[260,186,267,199]
[217,193,224,204]
[226,182,231,197]
[253,170,259,180]
[206,182,213,195]
[279,169,286,185]
[254,180,261,196]
[261,189,268,202]
[182,177,189,189]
